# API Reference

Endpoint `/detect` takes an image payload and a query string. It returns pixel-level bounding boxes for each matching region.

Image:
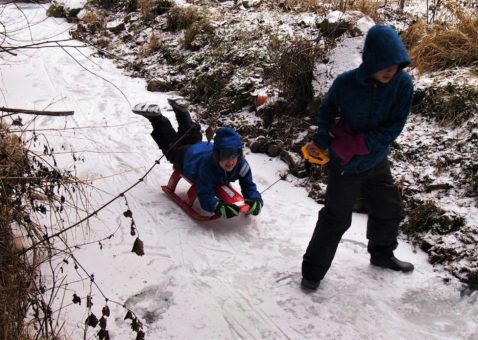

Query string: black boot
[300,277,321,291]
[370,255,414,272]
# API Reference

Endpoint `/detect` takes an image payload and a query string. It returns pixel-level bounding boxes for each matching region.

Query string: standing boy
[301,25,414,291]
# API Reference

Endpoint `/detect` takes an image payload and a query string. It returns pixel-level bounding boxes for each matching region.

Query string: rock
[107,20,126,34]
[147,79,171,92]
[266,143,281,157]
[250,136,267,153]
[280,149,298,172]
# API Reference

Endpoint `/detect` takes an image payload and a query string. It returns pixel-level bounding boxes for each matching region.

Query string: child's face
[218,157,238,172]
[371,64,399,83]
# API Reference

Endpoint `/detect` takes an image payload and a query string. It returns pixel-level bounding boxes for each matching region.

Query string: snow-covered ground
[1,3,477,339]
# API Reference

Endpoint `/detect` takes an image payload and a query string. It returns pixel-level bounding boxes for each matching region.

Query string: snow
[1,3,478,339]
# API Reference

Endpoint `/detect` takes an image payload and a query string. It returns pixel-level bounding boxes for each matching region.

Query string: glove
[329,119,368,165]
[214,201,240,219]
[245,199,263,216]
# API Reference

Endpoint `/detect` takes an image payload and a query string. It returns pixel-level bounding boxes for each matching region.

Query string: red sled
[161,170,250,221]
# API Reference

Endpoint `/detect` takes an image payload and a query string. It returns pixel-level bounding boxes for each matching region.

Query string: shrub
[46,2,65,18]
[183,19,215,50]
[270,37,322,116]
[412,82,478,127]
[403,200,465,236]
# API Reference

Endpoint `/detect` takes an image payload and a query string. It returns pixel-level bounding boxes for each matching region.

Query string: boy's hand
[245,199,263,216]
[329,119,368,165]
[214,201,240,219]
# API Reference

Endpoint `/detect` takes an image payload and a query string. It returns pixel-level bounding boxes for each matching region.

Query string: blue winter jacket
[183,142,262,213]
[313,24,414,173]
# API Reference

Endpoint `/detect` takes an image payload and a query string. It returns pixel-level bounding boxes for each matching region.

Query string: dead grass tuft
[142,32,161,55]
[139,0,174,20]
[166,5,203,32]
[183,19,215,50]
[347,0,383,23]
[406,7,478,72]
[279,0,328,14]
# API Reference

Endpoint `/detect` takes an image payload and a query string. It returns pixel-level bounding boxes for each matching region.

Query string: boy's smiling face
[372,64,399,83]
[218,157,238,172]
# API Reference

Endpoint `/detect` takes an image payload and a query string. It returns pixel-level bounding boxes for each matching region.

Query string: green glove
[245,199,263,216]
[214,201,240,219]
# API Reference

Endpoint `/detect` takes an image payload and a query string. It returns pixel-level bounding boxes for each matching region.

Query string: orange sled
[161,170,250,221]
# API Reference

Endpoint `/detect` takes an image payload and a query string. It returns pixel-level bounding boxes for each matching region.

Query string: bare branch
[0,106,74,116]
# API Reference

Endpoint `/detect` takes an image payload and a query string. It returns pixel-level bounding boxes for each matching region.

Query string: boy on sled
[133,98,263,220]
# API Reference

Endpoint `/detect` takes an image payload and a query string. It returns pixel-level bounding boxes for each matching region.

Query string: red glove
[329,119,368,165]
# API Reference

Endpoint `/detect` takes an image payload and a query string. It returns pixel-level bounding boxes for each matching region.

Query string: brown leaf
[205,125,215,143]
[131,237,145,256]
[124,310,134,320]
[136,330,145,340]
[72,293,81,305]
[131,318,141,332]
[99,316,107,330]
[102,305,110,317]
[98,329,110,340]
[86,313,99,328]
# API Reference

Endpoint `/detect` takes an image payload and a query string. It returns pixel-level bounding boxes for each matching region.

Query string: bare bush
[270,37,322,117]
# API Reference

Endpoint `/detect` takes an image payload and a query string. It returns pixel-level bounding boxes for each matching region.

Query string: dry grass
[347,0,384,23]
[406,7,478,72]
[280,0,328,14]
[139,0,174,20]
[183,19,214,50]
[81,10,106,26]
[142,32,161,55]
[166,5,203,31]
[0,117,88,338]
[0,121,34,340]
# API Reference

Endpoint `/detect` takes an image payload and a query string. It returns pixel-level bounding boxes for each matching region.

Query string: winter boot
[168,97,190,113]
[132,103,162,118]
[300,277,320,291]
[370,255,414,272]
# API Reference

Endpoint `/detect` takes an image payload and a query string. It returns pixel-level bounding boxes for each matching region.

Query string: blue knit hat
[213,127,243,159]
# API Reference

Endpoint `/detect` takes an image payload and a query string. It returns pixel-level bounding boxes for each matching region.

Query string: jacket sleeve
[196,165,219,213]
[313,79,339,150]
[237,159,261,201]
[365,76,414,153]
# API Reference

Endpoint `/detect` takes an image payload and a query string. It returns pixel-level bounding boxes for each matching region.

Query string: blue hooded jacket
[313,24,414,173]
[182,127,262,212]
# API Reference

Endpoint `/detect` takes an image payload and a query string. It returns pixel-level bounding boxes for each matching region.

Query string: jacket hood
[213,127,243,151]
[357,25,411,83]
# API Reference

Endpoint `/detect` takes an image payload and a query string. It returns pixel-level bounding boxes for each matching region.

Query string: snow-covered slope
[1,3,477,339]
